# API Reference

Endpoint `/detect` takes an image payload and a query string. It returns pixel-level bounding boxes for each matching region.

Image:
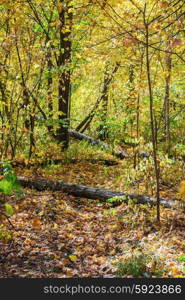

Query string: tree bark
[164,52,172,155]
[98,61,120,140]
[46,37,53,133]
[18,176,176,208]
[57,1,72,150]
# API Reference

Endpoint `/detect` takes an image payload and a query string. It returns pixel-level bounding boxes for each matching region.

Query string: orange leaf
[32,218,42,228]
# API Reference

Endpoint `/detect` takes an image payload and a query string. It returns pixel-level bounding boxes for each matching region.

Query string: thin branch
[86,31,128,48]
[129,0,144,14]
[148,2,185,25]
[0,212,15,229]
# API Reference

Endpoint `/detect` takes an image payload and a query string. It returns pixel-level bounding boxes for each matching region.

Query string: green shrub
[0,162,21,197]
[116,254,148,277]
[116,253,165,278]
[178,255,185,274]
[0,162,21,240]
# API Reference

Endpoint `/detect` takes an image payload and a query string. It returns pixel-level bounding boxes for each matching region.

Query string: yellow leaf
[109,250,116,255]
[171,267,180,275]
[69,255,77,262]
[179,181,185,200]
[53,223,59,229]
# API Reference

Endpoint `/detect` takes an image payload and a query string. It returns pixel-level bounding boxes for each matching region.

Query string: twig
[0,212,16,230]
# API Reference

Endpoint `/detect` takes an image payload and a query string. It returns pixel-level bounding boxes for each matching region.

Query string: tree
[57,0,73,150]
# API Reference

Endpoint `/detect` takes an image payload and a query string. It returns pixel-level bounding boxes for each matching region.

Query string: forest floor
[0,149,185,278]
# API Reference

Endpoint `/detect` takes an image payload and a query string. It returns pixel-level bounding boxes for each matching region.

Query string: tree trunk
[75,94,102,133]
[57,1,72,150]
[46,38,53,133]
[145,21,160,222]
[98,61,111,140]
[76,62,120,134]
[164,53,172,155]
[15,41,30,131]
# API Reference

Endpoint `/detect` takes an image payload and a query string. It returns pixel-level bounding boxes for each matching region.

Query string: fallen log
[138,152,150,158]
[68,129,128,159]
[68,130,150,159]
[12,158,118,168]
[18,176,176,208]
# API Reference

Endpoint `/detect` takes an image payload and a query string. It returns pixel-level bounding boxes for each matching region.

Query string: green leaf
[0,180,13,195]
[104,208,116,216]
[178,255,185,263]
[107,195,127,203]
[5,203,14,216]
[33,24,43,33]
[2,171,20,192]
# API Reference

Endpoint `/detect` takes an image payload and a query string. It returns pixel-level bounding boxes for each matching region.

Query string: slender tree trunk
[98,62,120,140]
[164,53,172,155]
[76,62,120,135]
[29,107,36,159]
[15,41,30,130]
[0,80,11,158]
[127,64,135,107]
[46,38,53,132]
[136,52,144,141]
[98,61,111,140]
[75,94,102,133]
[145,23,160,222]
[136,94,140,140]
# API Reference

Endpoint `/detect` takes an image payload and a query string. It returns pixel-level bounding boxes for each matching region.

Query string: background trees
[0,0,184,174]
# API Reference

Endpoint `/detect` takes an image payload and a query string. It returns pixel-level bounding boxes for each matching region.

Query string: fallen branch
[18,176,176,208]
[12,158,118,168]
[68,129,129,159]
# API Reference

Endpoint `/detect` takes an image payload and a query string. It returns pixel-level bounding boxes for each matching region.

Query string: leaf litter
[0,159,184,278]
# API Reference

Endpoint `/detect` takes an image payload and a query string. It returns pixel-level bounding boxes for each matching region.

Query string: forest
[0,0,185,279]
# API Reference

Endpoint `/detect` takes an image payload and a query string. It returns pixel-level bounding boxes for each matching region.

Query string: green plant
[153,269,165,276]
[104,208,117,216]
[0,224,11,241]
[107,195,127,203]
[178,255,185,264]
[0,162,21,197]
[178,255,185,274]
[116,253,148,277]
[64,141,100,160]
[0,162,20,237]
[116,253,165,278]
